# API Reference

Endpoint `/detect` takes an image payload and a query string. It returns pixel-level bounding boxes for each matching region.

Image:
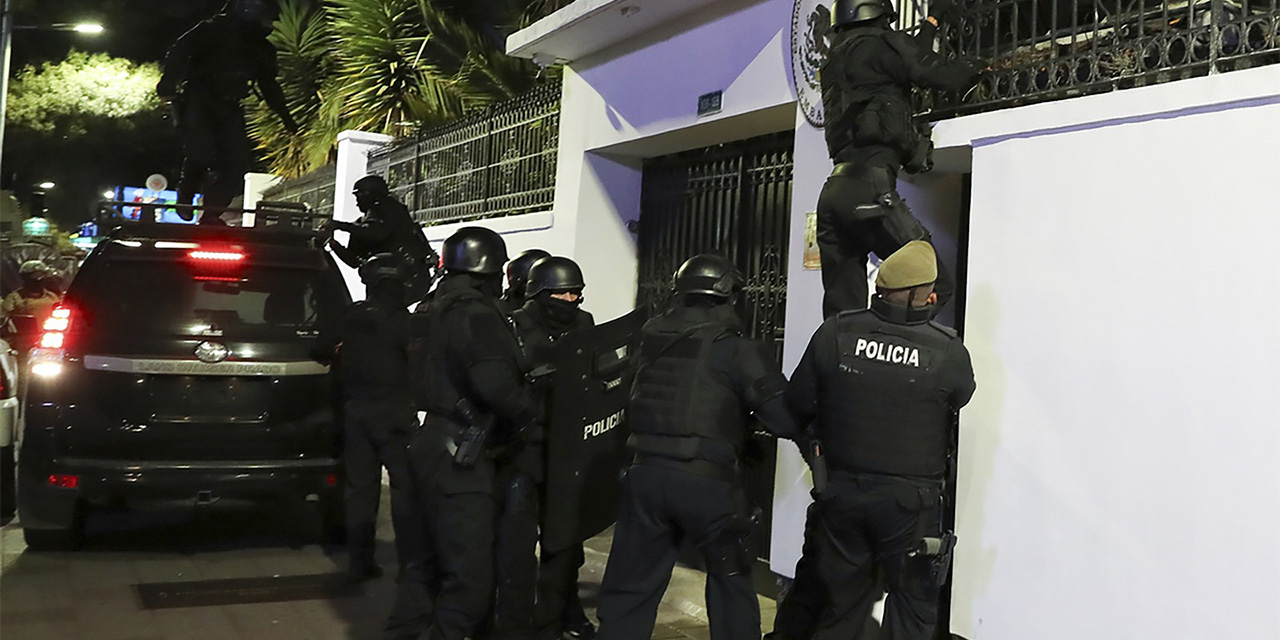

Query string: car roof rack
[97,200,330,234]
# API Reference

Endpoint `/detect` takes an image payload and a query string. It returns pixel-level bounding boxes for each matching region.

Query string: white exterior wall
[776,61,1280,638]
[547,0,799,322]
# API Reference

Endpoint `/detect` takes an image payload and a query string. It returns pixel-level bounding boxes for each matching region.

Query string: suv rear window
[70,262,347,338]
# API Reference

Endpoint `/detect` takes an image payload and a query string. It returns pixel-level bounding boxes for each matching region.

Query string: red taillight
[189,249,245,262]
[39,305,72,352]
[47,474,79,489]
[325,473,338,487]
[43,307,71,331]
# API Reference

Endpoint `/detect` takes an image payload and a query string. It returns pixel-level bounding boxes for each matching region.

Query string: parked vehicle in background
[18,212,349,550]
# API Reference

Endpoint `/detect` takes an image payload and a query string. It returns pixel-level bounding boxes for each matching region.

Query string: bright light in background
[102,190,115,199]
[38,181,55,189]
[73,23,104,34]
[31,361,64,378]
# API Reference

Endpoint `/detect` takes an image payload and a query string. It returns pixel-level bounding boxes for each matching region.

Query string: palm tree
[247,0,336,177]
[326,0,540,136]
[250,0,562,176]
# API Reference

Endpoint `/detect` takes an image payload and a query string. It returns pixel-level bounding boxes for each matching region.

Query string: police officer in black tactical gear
[405,226,543,640]
[595,254,804,640]
[157,0,298,224]
[328,175,440,305]
[817,0,981,317]
[787,241,975,640]
[508,256,597,640]
[311,254,421,585]
[501,249,552,315]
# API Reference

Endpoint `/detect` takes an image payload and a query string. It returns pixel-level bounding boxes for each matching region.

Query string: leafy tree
[6,50,163,136]
[247,0,339,177]
[249,0,568,176]
[3,51,180,228]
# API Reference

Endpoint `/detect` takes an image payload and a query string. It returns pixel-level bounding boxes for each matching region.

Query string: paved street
[0,486,777,640]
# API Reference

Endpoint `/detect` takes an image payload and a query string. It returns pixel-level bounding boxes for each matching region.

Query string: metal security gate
[636,130,793,591]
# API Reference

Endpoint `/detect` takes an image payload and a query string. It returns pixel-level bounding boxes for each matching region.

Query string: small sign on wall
[804,211,821,269]
[697,91,723,117]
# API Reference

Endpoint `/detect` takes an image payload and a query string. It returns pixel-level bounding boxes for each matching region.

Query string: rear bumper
[18,454,341,530]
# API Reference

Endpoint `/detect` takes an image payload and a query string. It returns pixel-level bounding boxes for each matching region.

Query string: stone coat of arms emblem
[791,0,832,127]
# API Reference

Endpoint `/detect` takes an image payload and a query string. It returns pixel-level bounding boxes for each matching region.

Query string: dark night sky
[4,0,229,227]
[9,0,223,67]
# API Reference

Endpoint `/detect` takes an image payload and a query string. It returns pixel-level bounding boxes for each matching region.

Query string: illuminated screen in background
[113,187,203,225]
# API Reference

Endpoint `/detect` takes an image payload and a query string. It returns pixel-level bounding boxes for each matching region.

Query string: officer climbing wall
[404,227,543,640]
[817,0,982,317]
[327,175,440,305]
[500,248,551,314]
[508,256,598,640]
[595,254,804,640]
[310,254,422,588]
[786,241,975,640]
[156,0,298,224]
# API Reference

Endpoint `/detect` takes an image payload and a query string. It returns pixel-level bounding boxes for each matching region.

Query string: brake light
[47,474,79,489]
[190,249,245,262]
[37,305,72,356]
[325,473,338,487]
[43,307,71,332]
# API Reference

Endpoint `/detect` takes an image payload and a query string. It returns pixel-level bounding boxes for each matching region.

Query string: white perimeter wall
[947,67,1280,639]
[774,62,1280,638]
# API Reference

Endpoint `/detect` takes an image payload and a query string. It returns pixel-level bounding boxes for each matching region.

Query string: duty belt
[631,453,738,483]
[830,163,896,191]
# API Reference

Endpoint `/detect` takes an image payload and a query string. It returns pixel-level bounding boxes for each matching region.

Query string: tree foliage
[6,51,163,136]
[248,0,564,177]
[247,0,339,177]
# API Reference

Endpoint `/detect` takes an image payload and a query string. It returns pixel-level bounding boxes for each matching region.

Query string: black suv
[18,219,349,550]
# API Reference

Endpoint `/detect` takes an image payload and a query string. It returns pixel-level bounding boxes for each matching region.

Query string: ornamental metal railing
[909,0,1280,117]
[366,78,562,225]
[261,163,337,219]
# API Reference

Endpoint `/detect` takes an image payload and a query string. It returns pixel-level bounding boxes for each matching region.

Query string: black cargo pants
[596,464,759,640]
[811,474,944,640]
[536,543,591,637]
[402,418,498,640]
[768,500,882,640]
[815,163,953,319]
[177,97,252,222]
[343,395,421,576]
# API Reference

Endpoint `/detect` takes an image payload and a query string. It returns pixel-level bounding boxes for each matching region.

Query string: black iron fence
[261,164,337,219]
[916,0,1280,117]
[366,79,561,225]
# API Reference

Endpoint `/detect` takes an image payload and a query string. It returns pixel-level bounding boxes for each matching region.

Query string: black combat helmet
[352,175,390,197]
[673,254,743,299]
[832,0,896,28]
[526,256,586,298]
[358,253,403,287]
[506,249,551,291]
[442,227,508,275]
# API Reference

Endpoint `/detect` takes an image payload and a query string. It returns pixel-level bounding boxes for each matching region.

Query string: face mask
[536,294,582,327]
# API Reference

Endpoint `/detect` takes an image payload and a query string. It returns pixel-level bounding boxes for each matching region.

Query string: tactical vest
[821,29,920,163]
[338,298,409,397]
[629,315,746,454]
[820,309,958,478]
[407,284,492,415]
